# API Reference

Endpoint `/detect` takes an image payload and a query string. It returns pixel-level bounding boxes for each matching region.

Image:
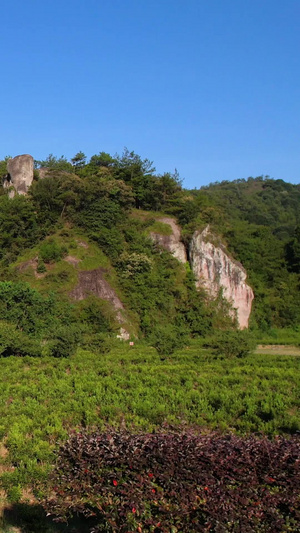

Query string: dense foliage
[205,330,257,358]
[45,430,300,532]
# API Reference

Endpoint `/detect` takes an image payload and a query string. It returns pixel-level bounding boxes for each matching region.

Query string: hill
[1,151,300,346]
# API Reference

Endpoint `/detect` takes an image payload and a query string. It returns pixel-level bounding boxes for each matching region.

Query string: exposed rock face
[5,154,34,195]
[189,227,254,329]
[150,217,187,263]
[69,268,126,324]
[116,328,130,341]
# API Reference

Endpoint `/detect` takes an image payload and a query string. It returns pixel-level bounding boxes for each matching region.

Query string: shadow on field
[2,503,99,533]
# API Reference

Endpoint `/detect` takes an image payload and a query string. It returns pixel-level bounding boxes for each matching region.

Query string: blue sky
[1,0,299,188]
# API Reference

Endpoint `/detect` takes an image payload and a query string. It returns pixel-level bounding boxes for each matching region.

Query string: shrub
[148,324,186,355]
[39,240,68,264]
[81,333,111,354]
[206,329,257,358]
[47,325,81,358]
[37,260,47,273]
[116,252,153,278]
[43,430,300,532]
[0,281,72,336]
[0,321,41,357]
[77,296,115,334]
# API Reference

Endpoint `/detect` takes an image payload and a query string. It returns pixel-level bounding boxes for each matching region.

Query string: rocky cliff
[189,227,254,329]
[4,154,34,196]
[150,217,187,263]
[150,221,254,328]
[69,267,130,340]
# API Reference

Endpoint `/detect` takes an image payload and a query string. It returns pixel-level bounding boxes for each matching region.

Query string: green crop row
[0,341,298,501]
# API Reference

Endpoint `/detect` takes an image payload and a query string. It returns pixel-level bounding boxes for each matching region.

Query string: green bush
[47,325,81,358]
[36,260,47,273]
[81,332,111,354]
[0,281,70,336]
[206,329,257,358]
[149,324,186,355]
[0,321,41,357]
[116,252,153,278]
[39,240,68,264]
[76,296,115,334]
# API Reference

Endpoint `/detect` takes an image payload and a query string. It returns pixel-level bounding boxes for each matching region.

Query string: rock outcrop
[189,227,254,329]
[4,154,34,196]
[69,267,130,339]
[150,217,187,263]
[69,268,124,314]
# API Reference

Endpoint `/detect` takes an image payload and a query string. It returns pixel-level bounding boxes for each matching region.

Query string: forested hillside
[186,176,300,330]
[0,150,300,352]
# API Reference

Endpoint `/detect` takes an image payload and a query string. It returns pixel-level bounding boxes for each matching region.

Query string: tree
[89,151,116,168]
[285,226,300,274]
[114,147,155,181]
[34,154,74,172]
[114,148,156,209]
[71,151,86,168]
[0,156,11,179]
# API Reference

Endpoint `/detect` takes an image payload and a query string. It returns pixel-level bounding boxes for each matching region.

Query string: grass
[146,220,173,236]
[255,344,300,356]
[11,227,129,311]
[256,327,300,345]
[14,227,112,289]
[130,208,172,221]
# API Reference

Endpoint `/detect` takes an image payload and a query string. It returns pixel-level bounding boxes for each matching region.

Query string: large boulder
[5,154,34,196]
[189,226,254,329]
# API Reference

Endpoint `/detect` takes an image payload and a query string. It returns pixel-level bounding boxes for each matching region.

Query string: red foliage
[43,430,300,532]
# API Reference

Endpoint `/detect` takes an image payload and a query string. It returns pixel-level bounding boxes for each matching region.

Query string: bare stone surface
[69,267,125,319]
[116,327,130,341]
[64,255,81,266]
[69,268,131,339]
[5,154,34,195]
[150,217,187,263]
[190,226,254,329]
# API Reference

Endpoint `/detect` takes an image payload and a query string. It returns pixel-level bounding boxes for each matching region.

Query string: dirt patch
[0,442,8,460]
[255,344,300,356]
[17,257,46,279]
[77,240,89,249]
[64,255,81,266]
[18,257,38,272]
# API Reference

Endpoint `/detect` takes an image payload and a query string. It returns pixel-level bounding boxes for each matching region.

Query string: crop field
[0,341,298,504]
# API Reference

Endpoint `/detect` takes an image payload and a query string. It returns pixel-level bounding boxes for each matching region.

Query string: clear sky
[1,0,299,188]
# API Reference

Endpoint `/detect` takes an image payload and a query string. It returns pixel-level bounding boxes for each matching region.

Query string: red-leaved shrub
[44,431,300,532]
